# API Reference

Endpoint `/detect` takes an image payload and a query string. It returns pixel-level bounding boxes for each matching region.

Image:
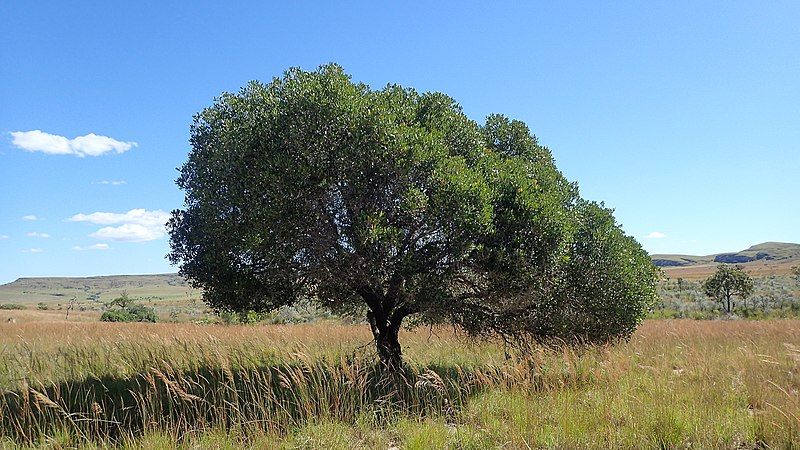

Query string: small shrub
[126,304,158,323]
[100,310,134,322]
[0,304,25,310]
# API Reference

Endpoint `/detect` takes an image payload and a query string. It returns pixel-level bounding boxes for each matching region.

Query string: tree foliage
[702,265,754,314]
[168,64,659,368]
[100,293,158,323]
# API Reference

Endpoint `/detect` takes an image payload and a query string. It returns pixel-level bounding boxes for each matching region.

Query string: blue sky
[1,1,798,283]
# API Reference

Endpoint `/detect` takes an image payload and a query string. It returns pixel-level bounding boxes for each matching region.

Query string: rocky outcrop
[652,259,692,267]
[713,254,754,264]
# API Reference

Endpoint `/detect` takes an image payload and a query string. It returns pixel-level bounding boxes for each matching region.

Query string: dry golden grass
[0,309,98,324]
[0,320,798,448]
[663,258,798,280]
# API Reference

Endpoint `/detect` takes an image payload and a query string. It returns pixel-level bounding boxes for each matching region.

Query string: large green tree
[702,265,754,314]
[168,64,658,369]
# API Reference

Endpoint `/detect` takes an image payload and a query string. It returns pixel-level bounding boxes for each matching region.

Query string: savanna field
[1,319,798,449]
[5,2,800,449]
[2,61,798,449]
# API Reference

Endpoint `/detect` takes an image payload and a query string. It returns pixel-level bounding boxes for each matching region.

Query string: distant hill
[0,273,199,304]
[652,242,800,280]
[651,242,800,267]
[2,243,798,304]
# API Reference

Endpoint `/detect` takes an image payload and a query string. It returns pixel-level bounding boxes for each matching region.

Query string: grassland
[662,258,799,281]
[1,320,798,449]
[0,274,203,324]
[0,260,798,448]
[0,274,200,306]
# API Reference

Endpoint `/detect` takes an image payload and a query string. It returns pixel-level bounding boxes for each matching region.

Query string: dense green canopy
[168,64,659,368]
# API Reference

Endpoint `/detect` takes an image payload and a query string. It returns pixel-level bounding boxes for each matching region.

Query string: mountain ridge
[651,242,800,268]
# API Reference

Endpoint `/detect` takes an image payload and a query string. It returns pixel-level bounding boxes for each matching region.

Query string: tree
[107,291,134,309]
[100,292,158,323]
[168,64,659,370]
[702,265,754,314]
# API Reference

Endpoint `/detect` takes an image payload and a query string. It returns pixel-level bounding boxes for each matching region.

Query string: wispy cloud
[68,209,170,242]
[26,232,50,238]
[10,130,137,157]
[644,231,667,239]
[22,215,39,221]
[23,248,44,253]
[94,180,127,185]
[0,235,8,240]
[72,243,111,251]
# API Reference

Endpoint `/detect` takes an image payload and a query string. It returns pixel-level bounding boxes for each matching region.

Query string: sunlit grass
[0,320,798,448]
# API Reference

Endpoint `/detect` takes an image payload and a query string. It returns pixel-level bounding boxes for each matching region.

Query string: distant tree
[100,292,158,323]
[168,64,659,370]
[107,291,134,309]
[702,265,754,314]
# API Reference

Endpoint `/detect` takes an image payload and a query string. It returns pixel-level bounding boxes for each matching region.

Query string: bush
[100,305,158,323]
[100,293,158,323]
[100,310,134,322]
[0,303,25,310]
[126,304,158,323]
[216,301,336,325]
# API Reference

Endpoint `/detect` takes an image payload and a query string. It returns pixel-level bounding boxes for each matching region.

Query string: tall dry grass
[0,320,798,448]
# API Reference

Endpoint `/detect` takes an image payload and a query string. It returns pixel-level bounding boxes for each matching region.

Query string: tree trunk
[368,310,404,372]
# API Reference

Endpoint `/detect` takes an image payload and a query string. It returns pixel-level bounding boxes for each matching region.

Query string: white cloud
[23,248,44,253]
[10,130,137,157]
[94,180,127,185]
[26,232,51,238]
[644,231,667,239]
[69,209,169,226]
[0,235,8,240]
[22,215,39,221]
[68,208,170,242]
[90,224,164,242]
[72,243,111,251]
